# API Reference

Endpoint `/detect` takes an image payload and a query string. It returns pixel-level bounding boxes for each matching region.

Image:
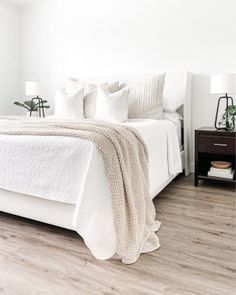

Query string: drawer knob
[213,143,228,147]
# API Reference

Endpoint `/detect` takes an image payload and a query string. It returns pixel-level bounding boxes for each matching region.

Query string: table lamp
[211,74,236,130]
[25,81,45,117]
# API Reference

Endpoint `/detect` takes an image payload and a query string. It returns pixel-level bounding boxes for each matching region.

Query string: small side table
[195,127,236,186]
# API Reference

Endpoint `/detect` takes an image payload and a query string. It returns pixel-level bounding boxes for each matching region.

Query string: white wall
[20,0,236,168]
[0,0,20,115]
[6,0,236,168]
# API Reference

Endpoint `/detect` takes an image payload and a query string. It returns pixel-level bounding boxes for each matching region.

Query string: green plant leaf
[227,105,236,115]
[24,100,36,107]
[38,105,50,108]
[14,101,31,110]
[14,100,50,112]
[34,100,48,107]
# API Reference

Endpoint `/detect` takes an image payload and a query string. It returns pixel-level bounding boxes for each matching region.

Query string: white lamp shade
[211,74,236,94]
[25,81,39,96]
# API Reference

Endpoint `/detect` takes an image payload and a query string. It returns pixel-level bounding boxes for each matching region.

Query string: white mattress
[0,119,182,260]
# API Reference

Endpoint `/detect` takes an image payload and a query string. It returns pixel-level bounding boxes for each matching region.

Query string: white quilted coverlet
[0,119,181,261]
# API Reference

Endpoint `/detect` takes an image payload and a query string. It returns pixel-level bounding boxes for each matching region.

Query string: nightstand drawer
[198,135,235,155]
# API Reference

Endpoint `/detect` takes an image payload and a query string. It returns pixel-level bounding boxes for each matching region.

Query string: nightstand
[195,127,236,186]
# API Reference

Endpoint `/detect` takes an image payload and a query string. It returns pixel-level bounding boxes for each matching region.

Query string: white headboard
[165,72,192,176]
[69,72,192,175]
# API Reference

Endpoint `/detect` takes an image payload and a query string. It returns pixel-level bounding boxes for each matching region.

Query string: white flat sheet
[163,112,183,149]
[0,119,182,260]
[173,119,182,149]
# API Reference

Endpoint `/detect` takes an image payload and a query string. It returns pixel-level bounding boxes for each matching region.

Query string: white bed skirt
[0,173,177,230]
[0,148,184,230]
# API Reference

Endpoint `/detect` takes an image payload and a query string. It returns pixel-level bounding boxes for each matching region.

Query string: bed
[0,72,192,261]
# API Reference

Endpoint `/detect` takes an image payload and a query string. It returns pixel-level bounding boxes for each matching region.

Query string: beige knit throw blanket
[0,117,160,264]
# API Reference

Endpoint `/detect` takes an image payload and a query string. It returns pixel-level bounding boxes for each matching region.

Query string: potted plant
[14,100,50,117]
[219,105,236,131]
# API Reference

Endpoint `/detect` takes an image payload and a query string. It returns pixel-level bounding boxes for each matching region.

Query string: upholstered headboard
[164,72,192,175]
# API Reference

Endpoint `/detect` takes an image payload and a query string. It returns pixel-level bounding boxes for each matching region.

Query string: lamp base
[215,94,234,131]
[30,96,45,118]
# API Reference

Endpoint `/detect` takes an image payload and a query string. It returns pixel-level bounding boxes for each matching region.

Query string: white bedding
[173,119,182,149]
[0,119,182,260]
[163,112,183,149]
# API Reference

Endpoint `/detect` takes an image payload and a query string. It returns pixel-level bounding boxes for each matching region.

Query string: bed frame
[163,72,192,176]
[0,72,192,230]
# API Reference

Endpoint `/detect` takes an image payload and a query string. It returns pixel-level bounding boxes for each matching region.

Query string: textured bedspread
[0,117,160,264]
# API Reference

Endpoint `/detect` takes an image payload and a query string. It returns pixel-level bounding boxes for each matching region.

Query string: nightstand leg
[194,176,198,187]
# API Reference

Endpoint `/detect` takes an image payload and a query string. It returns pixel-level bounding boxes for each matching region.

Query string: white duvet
[0,119,182,260]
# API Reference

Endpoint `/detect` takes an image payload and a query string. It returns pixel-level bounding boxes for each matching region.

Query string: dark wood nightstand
[195,127,236,186]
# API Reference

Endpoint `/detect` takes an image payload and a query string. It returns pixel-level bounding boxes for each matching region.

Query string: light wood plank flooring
[0,175,235,295]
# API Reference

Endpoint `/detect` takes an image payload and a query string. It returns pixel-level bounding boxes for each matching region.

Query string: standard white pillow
[95,86,129,123]
[54,87,84,119]
[163,96,183,112]
[66,79,120,118]
[163,111,183,124]
[120,74,165,120]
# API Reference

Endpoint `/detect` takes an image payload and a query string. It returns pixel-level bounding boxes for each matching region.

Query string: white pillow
[66,79,120,118]
[163,111,183,124]
[163,96,183,113]
[120,74,165,120]
[95,86,129,123]
[54,87,84,119]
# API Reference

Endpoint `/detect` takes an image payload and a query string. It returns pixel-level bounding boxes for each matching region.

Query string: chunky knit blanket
[0,117,160,264]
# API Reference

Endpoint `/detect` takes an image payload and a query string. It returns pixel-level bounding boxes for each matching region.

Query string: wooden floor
[0,175,235,295]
